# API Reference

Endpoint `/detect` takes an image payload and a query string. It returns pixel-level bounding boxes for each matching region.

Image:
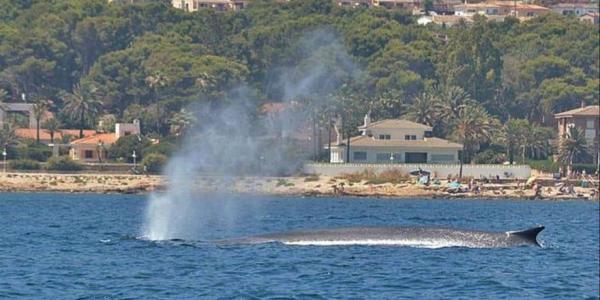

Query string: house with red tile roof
[69,120,141,162]
[15,128,96,144]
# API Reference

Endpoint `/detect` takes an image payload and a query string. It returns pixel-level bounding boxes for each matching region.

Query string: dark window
[405,152,427,163]
[353,151,367,161]
[424,131,433,138]
[379,134,391,140]
[84,150,94,159]
[124,131,131,136]
[405,135,417,140]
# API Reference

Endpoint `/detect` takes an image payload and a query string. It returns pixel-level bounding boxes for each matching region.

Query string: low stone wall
[303,163,532,179]
[0,161,136,174]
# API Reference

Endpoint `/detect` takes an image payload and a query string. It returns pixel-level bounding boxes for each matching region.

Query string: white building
[551,3,598,16]
[330,115,462,164]
[69,120,141,163]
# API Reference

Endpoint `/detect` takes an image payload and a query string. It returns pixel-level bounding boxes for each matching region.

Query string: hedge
[44,156,84,171]
[9,159,41,170]
[141,153,167,174]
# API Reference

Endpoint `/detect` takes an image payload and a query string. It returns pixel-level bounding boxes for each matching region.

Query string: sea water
[0,193,598,299]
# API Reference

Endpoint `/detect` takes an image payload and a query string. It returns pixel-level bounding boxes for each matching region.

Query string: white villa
[330,115,463,164]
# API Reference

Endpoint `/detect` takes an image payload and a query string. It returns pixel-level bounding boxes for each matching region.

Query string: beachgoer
[534,183,542,198]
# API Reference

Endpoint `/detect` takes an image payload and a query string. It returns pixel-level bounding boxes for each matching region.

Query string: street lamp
[2,147,7,174]
[132,150,137,169]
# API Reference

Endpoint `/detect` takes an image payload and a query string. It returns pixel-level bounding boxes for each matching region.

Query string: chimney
[363,111,371,127]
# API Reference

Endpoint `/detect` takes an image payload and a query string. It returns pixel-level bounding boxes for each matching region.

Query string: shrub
[141,153,167,174]
[142,142,175,157]
[572,164,597,174]
[44,156,84,171]
[108,135,151,162]
[526,159,559,173]
[16,145,52,162]
[472,149,506,164]
[9,159,41,170]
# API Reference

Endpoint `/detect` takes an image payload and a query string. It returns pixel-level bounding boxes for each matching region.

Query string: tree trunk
[459,146,464,178]
[327,119,332,163]
[50,132,54,143]
[311,110,318,160]
[156,103,161,134]
[346,134,350,163]
[80,109,85,138]
[36,118,40,144]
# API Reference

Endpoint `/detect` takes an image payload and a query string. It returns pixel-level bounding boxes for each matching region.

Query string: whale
[219,226,545,248]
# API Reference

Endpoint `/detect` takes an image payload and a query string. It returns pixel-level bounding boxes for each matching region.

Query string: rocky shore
[0,172,598,201]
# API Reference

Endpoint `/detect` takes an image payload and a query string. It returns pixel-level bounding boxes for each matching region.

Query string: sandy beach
[0,172,598,200]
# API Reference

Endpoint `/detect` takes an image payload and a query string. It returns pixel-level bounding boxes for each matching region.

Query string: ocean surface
[0,193,598,299]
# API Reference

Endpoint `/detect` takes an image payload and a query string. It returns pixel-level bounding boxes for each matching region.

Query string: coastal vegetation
[0,0,598,168]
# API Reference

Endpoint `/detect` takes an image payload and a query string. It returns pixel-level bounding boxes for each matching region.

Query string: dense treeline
[0,0,598,164]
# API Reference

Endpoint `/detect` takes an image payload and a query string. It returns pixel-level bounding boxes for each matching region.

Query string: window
[84,150,94,159]
[424,131,433,138]
[124,131,131,136]
[376,153,390,162]
[353,151,367,161]
[585,129,595,139]
[431,154,455,163]
[586,119,595,129]
[405,135,417,140]
[405,152,427,163]
[378,134,391,140]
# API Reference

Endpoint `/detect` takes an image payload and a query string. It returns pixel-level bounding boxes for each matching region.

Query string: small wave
[281,239,472,249]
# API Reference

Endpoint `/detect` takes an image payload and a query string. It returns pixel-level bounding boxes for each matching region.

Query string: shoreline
[0,172,597,201]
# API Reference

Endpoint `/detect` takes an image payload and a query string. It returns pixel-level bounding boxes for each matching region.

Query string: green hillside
[0,0,598,164]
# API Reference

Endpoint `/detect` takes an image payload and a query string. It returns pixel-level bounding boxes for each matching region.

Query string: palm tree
[32,100,49,144]
[61,84,103,138]
[437,85,475,130]
[0,124,18,152]
[405,92,443,129]
[520,124,552,163]
[371,90,406,120]
[145,73,168,134]
[169,108,196,137]
[497,119,528,164]
[558,127,589,176]
[43,118,62,144]
[450,105,497,177]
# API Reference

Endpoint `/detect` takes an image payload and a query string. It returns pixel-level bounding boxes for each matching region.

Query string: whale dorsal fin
[508,226,545,246]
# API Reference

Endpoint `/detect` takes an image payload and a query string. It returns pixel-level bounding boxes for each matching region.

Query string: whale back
[218,225,545,248]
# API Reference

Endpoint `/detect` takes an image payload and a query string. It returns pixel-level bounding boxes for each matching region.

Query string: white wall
[369,127,427,140]
[304,163,532,179]
[115,120,141,139]
[332,146,460,164]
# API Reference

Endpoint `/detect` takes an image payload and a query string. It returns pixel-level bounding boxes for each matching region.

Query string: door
[405,152,427,163]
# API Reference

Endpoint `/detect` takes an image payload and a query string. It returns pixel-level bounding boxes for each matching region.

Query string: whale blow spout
[218,226,545,249]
